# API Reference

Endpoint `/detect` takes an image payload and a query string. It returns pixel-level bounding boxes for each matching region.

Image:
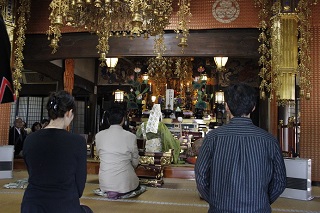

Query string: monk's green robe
[136,122,181,164]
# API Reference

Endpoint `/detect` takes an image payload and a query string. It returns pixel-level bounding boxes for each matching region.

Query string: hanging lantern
[215,90,225,104]
[106,58,118,68]
[114,89,124,102]
[214,57,228,71]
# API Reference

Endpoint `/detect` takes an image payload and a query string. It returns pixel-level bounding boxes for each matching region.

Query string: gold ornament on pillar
[296,0,313,100]
[271,13,298,106]
[12,0,31,98]
[255,0,316,104]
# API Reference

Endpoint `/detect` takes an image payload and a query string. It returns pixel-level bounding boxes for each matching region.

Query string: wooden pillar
[64,59,75,94]
[0,2,17,146]
[64,59,74,132]
[0,103,12,145]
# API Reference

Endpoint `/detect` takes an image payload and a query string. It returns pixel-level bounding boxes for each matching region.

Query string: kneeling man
[95,103,145,199]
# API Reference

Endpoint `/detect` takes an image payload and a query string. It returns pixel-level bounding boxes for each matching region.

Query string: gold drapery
[271,14,298,105]
[256,0,315,104]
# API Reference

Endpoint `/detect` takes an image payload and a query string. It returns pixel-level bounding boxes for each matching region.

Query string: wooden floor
[1,170,320,213]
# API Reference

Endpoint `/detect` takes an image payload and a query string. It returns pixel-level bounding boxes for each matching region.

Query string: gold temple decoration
[47,0,192,64]
[12,0,31,98]
[271,12,298,105]
[255,0,273,100]
[147,57,174,95]
[296,0,313,100]
[147,57,193,95]
[1,0,23,98]
[1,0,16,49]
[1,0,15,25]
[175,0,192,53]
[255,0,316,104]
[139,156,154,165]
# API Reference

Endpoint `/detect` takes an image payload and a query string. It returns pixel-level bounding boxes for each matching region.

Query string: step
[14,159,195,179]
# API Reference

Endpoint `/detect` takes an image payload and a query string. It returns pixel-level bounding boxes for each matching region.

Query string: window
[10,97,86,134]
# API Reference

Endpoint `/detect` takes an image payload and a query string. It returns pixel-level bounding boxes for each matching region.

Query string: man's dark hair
[107,103,127,125]
[224,83,257,117]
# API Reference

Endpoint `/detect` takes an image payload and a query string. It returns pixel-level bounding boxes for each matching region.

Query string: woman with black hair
[21,90,93,213]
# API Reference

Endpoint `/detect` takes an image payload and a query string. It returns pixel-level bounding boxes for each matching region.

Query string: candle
[149,83,152,91]
[165,83,167,90]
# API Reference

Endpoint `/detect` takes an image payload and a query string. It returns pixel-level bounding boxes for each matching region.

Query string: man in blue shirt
[195,83,286,212]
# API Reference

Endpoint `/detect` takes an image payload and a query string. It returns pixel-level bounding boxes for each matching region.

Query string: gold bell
[54,15,63,25]
[94,0,102,7]
[178,37,188,48]
[50,39,58,48]
[99,52,106,61]
[306,92,311,100]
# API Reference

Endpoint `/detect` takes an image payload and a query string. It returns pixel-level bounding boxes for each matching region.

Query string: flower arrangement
[125,75,149,109]
[192,78,207,109]
[197,66,205,73]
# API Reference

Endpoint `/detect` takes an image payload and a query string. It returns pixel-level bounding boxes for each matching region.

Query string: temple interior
[1,0,320,212]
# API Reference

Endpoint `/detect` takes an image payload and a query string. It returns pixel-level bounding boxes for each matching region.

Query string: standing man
[9,117,26,157]
[195,83,286,212]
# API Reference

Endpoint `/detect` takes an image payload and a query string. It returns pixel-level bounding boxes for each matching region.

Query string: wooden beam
[23,60,94,95]
[24,29,260,61]
[23,61,64,82]
[74,75,95,94]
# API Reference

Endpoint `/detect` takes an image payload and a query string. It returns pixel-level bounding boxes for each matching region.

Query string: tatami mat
[1,170,320,213]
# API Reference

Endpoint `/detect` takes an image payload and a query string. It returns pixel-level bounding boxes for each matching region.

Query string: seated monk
[136,104,181,164]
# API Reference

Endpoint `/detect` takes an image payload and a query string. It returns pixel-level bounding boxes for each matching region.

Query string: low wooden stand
[14,158,195,181]
[136,151,172,187]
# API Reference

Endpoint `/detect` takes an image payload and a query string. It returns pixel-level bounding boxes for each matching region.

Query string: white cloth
[140,122,162,152]
[95,125,139,193]
[146,104,162,134]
